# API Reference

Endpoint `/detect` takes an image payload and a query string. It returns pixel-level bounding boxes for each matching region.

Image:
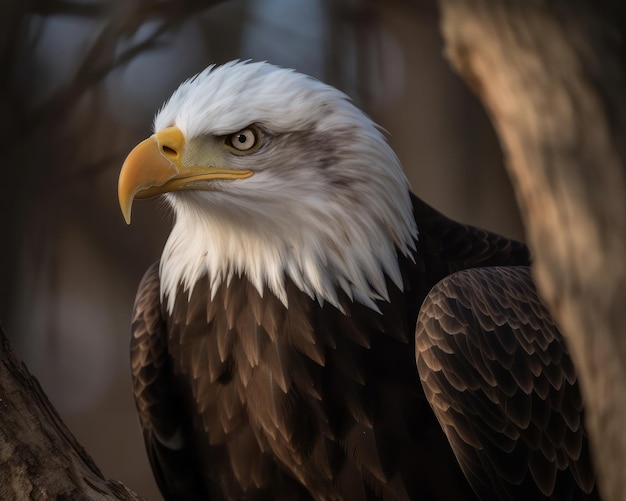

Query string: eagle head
[118,61,417,311]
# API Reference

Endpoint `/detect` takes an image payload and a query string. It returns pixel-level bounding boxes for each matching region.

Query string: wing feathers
[416,266,597,499]
[131,262,210,500]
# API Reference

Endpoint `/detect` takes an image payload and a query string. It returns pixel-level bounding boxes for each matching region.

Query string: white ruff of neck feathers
[156,61,418,314]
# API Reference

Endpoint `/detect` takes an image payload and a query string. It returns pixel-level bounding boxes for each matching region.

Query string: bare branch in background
[437,1,626,499]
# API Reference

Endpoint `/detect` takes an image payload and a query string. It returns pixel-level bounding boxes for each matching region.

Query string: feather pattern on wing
[131,262,210,500]
[416,266,597,500]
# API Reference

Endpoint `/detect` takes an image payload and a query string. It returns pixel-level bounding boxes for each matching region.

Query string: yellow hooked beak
[118,127,253,224]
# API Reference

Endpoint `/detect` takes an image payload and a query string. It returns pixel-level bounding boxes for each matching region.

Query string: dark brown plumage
[130,195,597,500]
[416,266,596,500]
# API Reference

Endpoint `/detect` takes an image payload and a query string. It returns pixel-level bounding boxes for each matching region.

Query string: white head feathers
[156,61,417,313]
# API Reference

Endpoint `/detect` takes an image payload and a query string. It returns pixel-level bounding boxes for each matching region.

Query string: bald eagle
[118,61,597,500]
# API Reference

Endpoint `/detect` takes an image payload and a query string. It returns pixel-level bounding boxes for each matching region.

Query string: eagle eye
[226,127,260,152]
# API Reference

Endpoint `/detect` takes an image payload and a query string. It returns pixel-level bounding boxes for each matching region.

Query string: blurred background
[0,0,523,499]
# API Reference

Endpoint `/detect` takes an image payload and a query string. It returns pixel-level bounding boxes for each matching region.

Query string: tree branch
[0,326,145,500]
[437,2,626,500]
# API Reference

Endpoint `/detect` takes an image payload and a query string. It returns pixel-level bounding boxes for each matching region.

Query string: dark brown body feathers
[130,195,597,500]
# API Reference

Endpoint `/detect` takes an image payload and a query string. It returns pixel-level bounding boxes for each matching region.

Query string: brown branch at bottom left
[0,325,145,501]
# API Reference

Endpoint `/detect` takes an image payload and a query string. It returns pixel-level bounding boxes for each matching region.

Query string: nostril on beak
[155,127,185,162]
[162,145,177,157]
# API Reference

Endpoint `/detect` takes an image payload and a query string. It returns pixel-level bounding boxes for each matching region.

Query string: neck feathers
[159,191,417,314]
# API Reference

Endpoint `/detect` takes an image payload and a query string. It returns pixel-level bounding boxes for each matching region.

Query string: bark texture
[0,326,145,501]
[437,2,626,500]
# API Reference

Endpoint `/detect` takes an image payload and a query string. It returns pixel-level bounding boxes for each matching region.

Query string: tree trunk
[0,326,145,500]
[437,2,626,500]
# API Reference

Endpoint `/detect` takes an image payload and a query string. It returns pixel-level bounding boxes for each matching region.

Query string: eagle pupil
[237,134,246,143]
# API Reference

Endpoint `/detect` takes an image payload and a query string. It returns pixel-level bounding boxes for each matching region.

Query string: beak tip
[122,207,132,225]
[120,198,133,225]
